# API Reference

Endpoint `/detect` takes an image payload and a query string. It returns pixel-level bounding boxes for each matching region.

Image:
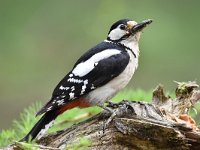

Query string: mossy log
[5,81,200,150]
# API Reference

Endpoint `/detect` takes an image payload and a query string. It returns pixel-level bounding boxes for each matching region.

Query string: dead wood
[4,81,200,150]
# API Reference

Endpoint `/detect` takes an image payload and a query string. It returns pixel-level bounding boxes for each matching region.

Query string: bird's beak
[130,19,153,34]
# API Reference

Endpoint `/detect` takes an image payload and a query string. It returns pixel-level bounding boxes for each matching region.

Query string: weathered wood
[4,81,200,150]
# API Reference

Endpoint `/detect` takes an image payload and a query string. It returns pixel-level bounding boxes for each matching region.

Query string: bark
[5,81,200,150]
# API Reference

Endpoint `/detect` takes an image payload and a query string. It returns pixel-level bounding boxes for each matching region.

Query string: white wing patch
[69,73,73,77]
[71,86,75,91]
[69,92,75,99]
[91,84,95,89]
[72,49,121,77]
[47,106,53,111]
[59,86,69,90]
[57,99,65,106]
[81,80,88,95]
[68,78,83,83]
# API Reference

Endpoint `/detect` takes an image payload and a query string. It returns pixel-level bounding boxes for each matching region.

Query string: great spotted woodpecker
[20,19,152,141]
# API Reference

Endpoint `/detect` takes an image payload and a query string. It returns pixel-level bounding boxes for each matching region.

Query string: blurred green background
[0,0,200,130]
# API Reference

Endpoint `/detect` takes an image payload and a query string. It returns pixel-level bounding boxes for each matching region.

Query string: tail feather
[20,109,59,142]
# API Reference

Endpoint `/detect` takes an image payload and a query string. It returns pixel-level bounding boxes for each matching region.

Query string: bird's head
[107,19,152,44]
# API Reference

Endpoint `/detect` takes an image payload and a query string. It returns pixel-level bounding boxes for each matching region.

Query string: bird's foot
[98,101,132,136]
[102,107,118,132]
[106,100,118,108]
[97,103,116,134]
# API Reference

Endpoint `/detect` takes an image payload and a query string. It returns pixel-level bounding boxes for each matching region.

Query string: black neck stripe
[120,43,136,58]
[106,39,136,58]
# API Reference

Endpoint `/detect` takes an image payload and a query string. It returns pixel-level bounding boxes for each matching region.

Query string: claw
[98,102,125,135]
[107,101,118,108]
[103,109,117,130]
[103,106,114,114]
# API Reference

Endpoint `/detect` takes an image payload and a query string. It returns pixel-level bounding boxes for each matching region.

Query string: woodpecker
[20,19,152,141]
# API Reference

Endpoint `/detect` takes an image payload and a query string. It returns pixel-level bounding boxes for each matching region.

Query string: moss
[66,137,92,150]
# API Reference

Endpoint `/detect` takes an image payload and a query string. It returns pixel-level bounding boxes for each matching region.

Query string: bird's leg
[97,103,118,133]
[97,103,114,115]
[106,100,118,108]
[103,108,118,130]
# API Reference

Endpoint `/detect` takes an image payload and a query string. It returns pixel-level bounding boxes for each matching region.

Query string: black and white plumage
[20,19,152,141]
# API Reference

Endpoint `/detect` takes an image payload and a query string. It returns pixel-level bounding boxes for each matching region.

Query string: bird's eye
[120,25,126,30]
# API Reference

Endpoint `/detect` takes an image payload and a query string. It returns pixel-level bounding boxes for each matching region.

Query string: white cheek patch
[72,49,121,77]
[108,27,127,40]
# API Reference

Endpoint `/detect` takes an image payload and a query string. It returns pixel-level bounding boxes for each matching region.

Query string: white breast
[86,50,138,106]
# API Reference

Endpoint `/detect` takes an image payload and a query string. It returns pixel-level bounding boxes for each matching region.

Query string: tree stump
[4,81,200,150]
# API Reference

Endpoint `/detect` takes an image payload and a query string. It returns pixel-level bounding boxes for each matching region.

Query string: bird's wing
[36,42,130,116]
